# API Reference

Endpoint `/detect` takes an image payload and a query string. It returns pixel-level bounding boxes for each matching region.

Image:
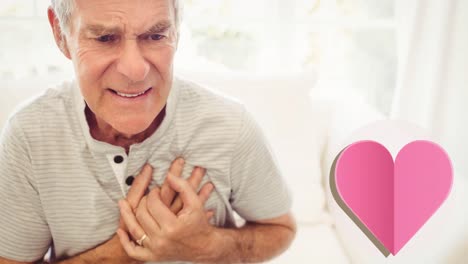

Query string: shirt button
[126,176,135,186]
[114,155,124,164]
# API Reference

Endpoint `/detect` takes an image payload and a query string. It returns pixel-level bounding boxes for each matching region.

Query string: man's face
[65,0,177,136]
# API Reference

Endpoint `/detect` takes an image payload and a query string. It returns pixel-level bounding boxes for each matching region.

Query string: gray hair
[51,0,183,35]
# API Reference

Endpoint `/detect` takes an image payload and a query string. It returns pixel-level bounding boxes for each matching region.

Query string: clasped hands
[117,158,217,262]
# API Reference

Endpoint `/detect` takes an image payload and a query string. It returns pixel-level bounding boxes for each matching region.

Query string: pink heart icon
[332,140,452,256]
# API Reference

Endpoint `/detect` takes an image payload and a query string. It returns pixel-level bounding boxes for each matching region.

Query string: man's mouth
[109,87,153,98]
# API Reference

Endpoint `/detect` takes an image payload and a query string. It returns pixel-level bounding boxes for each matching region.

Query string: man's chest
[36,154,236,258]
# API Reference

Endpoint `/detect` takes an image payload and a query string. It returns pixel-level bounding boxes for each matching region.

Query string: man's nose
[116,40,150,82]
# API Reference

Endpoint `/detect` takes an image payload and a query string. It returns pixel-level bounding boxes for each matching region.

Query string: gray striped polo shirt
[0,77,291,263]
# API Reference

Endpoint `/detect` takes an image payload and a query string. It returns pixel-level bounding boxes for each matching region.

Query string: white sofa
[2,73,467,264]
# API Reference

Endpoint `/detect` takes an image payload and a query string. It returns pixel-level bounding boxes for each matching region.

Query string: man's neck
[85,106,166,154]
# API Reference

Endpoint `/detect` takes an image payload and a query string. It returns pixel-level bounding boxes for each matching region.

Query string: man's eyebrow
[84,24,122,35]
[81,20,172,36]
[143,20,172,34]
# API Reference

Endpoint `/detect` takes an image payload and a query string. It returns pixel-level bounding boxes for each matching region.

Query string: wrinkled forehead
[72,0,175,34]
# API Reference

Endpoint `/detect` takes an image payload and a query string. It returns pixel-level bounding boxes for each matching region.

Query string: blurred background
[0,0,397,114]
[1,0,467,263]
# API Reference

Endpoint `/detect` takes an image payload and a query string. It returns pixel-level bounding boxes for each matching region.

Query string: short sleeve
[0,117,51,261]
[229,107,292,221]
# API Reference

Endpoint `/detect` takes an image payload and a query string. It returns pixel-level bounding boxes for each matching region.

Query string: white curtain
[391,0,468,262]
[392,0,468,180]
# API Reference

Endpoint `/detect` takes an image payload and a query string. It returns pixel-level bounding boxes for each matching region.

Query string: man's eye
[148,34,164,41]
[96,35,116,43]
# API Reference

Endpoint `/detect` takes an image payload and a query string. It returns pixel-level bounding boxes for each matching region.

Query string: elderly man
[0,0,295,263]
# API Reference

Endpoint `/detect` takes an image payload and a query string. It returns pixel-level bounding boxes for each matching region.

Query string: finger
[198,182,214,205]
[167,172,200,209]
[169,181,213,215]
[135,197,160,238]
[169,195,183,214]
[187,167,206,191]
[122,185,160,232]
[117,229,153,261]
[127,164,153,209]
[146,187,177,228]
[169,168,207,214]
[160,158,185,207]
[119,199,147,242]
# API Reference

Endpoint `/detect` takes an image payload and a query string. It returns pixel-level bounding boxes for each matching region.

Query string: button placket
[106,153,128,196]
[124,149,152,191]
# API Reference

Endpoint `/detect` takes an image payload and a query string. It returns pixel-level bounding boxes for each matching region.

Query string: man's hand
[158,158,212,216]
[117,167,296,264]
[121,158,208,229]
[117,171,215,262]
[57,158,198,264]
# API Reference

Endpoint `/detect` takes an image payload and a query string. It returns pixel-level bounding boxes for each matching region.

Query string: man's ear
[47,7,72,60]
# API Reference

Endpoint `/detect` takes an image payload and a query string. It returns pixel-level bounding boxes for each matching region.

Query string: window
[179,0,396,113]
